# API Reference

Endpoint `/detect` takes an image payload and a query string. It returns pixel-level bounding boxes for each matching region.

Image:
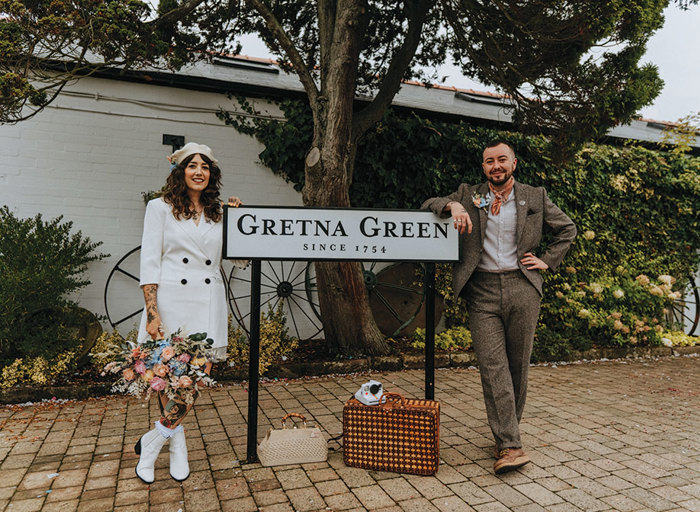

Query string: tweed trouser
[462,271,541,450]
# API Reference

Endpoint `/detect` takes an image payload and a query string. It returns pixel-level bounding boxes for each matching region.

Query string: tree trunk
[303,134,389,356]
[297,0,388,356]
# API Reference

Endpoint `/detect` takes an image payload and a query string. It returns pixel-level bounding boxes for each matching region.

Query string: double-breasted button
[181,279,187,285]
[205,278,211,284]
[183,257,189,264]
[205,259,212,266]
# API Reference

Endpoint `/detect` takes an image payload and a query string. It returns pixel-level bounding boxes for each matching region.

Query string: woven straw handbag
[258,413,328,467]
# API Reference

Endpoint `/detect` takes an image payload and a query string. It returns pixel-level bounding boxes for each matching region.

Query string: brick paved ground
[0,355,699,512]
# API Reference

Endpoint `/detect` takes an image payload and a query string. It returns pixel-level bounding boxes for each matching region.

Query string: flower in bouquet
[102,329,217,404]
[153,363,169,377]
[191,355,208,367]
[134,360,146,375]
[161,346,175,362]
[169,360,187,377]
[150,376,167,391]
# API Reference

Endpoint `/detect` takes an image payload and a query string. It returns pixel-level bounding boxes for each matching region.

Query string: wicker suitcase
[343,392,440,475]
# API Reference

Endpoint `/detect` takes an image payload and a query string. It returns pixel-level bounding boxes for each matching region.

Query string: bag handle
[281,413,307,428]
[381,392,406,407]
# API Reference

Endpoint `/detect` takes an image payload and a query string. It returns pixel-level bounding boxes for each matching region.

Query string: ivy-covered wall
[222,100,700,360]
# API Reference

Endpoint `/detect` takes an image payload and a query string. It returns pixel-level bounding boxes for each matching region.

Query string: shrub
[0,351,76,389]
[0,207,107,370]
[661,331,699,347]
[90,328,138,369]
[412,326,472,351]
[227,303,299,375]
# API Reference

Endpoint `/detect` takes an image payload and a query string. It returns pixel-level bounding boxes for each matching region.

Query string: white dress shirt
[477,195,519,272]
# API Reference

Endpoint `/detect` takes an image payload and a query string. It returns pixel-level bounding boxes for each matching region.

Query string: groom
[422,140,576,474]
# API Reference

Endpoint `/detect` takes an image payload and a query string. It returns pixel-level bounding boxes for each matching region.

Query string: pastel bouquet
[101,330,216,404]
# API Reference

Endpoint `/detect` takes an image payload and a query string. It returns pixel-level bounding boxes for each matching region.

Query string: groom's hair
[484,140,516,157]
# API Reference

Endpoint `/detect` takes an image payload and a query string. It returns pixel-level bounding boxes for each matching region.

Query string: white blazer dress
[137,198,228,358]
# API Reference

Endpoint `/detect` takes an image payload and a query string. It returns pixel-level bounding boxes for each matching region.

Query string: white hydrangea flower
[612,289,624,299]
[589,283,603,294]
[658,275,673,285]
[649,286,664,297]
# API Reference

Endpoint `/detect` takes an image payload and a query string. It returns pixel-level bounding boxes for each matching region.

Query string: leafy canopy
[1,0,696,152]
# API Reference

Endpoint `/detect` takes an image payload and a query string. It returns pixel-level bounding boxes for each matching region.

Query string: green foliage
[0,350,76,389]
[660,112,700,155]
[412,326,472,351]
[141,187,165,205]
[0,0,242,122]
[91,328,138,368]
[0,206,107,366]
[662,330,699,347]
[227,303,300,375]
[225,101,700,357]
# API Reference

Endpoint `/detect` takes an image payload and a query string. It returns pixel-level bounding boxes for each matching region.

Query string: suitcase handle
[281,413,307,428]
[380,392,406,407]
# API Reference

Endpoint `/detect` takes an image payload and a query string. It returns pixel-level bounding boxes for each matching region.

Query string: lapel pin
[519,200,526,206]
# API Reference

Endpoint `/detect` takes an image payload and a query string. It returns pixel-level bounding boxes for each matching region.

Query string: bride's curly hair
[163,153,222,222]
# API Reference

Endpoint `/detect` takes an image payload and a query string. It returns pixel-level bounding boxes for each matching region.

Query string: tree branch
[245,0,320,110]
[318,0,336,91]
[151,0,208,28]
[352,0,431,139]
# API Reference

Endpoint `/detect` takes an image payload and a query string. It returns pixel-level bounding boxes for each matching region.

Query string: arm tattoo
[157,391,197,428]
[143,284,159,322]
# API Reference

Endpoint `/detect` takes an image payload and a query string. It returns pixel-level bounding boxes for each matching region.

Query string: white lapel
[172,216,210,259]
[199,219,220,262]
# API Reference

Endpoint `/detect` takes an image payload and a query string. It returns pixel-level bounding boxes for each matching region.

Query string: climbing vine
[220,99,700,359]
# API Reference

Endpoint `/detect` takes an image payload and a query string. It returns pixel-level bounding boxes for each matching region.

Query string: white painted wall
[0,76,304,334]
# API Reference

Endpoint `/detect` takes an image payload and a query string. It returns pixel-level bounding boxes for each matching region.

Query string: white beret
[168,142,218,167]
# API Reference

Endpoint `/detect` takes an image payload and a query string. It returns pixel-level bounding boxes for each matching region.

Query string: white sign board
[223,206,459,262]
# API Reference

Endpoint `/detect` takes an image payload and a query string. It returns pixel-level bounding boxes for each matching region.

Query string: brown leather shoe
[494,448,529,474]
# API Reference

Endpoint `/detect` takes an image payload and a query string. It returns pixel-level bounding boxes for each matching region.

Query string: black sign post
[424,262,436,401]
[245,260,262,463]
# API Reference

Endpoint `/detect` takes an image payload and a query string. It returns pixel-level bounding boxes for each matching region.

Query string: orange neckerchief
[488,177,515,216]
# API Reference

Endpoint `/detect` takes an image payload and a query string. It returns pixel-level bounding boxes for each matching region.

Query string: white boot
[134,422,169,484]
[169,425,190,481]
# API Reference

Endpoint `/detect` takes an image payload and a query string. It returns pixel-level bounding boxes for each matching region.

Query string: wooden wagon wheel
[226,260,324,341]
[103,246,229,330]
[103,246,144,330]
[305,261,433,338]
[670,274,699,336]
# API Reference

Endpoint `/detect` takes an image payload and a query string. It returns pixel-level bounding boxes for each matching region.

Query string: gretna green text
[236,214,449,239]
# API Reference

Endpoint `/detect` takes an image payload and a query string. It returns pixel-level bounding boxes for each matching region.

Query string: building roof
[97,54,698,149]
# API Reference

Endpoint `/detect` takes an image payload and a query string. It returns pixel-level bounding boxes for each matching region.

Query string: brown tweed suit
[422,180,576,450]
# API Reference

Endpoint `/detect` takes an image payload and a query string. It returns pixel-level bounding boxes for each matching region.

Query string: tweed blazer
[422,180,576,297]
